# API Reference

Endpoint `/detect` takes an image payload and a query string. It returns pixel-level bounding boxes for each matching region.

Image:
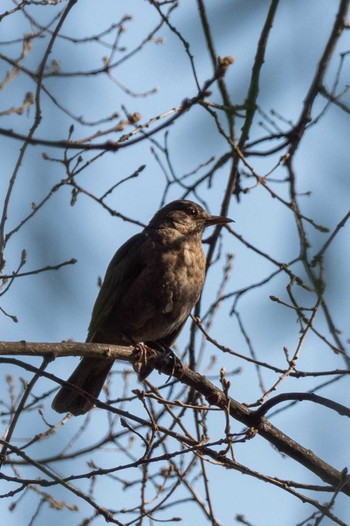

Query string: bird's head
[148,200,233,237]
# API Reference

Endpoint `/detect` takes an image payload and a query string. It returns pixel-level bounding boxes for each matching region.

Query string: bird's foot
[147,341,184,382]
[132,342,183,381]
[132,343,158,381]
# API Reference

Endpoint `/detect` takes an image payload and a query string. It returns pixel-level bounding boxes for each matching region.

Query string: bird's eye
[189,207,197,217]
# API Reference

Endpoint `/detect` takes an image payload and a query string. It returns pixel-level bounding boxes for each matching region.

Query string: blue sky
[1,1,350,524]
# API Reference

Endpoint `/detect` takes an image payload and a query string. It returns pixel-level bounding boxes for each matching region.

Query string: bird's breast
[159,238,206,316]
[108,234,206,343]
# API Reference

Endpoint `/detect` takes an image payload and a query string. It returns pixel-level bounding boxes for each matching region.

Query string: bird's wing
[86,231,148,342]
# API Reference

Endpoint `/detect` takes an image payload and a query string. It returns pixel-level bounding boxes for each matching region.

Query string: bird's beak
[205,215,234,227]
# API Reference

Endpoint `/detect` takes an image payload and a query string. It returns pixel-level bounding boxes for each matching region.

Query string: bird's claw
[132,343,158,381]
[132,342,183,381]
[164,351,183,380]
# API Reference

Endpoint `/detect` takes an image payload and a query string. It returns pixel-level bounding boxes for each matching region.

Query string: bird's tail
[51,357,114,416]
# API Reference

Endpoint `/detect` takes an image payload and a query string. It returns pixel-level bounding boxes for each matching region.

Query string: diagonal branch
[0,340,349,496]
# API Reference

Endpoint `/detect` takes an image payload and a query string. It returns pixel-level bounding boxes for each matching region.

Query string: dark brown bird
[52,200,232,415]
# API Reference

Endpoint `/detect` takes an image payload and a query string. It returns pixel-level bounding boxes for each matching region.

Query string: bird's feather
[87,232,148,342]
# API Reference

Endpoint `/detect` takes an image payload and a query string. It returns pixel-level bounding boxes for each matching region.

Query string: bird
[52,199,232,415]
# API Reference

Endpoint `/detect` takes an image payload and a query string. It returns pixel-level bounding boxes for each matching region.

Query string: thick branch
[0,340,349,496]
[0,340,132,361]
